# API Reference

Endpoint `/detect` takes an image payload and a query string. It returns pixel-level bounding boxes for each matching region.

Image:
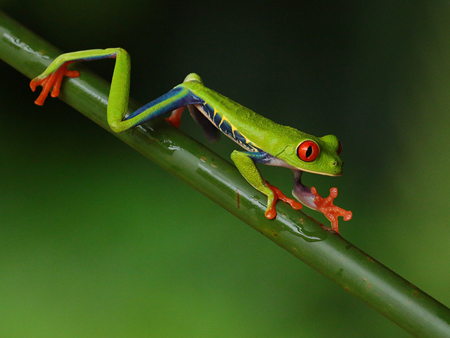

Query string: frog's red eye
[338,141,342,155]
[297,141,320,162]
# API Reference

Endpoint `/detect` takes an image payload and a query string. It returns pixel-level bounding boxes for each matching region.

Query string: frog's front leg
[292,170,352,234]
[231,151,302,219]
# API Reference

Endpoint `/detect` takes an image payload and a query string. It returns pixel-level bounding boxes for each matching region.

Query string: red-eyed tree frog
[30,48,352,234]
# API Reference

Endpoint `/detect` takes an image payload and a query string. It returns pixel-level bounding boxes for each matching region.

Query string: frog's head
[281,134,343,176]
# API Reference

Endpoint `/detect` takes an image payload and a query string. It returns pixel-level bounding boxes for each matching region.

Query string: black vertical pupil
[306,146,312,158]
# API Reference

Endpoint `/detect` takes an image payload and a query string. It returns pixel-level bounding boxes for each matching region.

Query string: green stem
[1,11,449,338]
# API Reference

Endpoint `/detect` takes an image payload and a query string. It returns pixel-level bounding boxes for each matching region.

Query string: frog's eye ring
[338,140,342,155]
[297,141,320,162]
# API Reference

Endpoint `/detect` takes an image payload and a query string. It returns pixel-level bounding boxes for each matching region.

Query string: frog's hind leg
[165,102,220,142]
[30,48,204,133]
[122,85,204,131]
[165,73,220,142]
[30,48,126,107]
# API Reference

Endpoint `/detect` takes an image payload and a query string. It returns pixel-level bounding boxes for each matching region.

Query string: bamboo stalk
[1,11,449,337]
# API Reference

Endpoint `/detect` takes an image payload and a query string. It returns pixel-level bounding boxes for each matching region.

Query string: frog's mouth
[292,170,318,210]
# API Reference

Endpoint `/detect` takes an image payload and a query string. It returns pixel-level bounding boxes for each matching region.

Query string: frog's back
[181,81,297,154]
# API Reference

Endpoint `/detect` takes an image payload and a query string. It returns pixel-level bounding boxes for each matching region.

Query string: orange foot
[311,187,352,234]
[30,61,79,106]
[264,181,303,219]
[165,107,185,128]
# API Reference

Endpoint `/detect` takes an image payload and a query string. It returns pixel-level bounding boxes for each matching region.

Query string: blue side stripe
[194,101,263,152]
[244,151,271,163]
[125,87,204,122]
[72,53,117,63]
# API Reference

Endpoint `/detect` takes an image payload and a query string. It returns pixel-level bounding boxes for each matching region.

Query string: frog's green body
[30,48,352,233]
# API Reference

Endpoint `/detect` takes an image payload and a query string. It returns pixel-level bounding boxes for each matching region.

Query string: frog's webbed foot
[310,187,352,234]
[292,170,352,234]
[165,107,184,128]
[30,61,79,106]
[264,180,302,219]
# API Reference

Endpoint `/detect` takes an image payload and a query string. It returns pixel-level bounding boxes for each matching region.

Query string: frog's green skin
[30,48,352,233]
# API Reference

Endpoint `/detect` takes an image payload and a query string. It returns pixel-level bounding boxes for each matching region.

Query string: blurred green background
[1,1,450,337]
